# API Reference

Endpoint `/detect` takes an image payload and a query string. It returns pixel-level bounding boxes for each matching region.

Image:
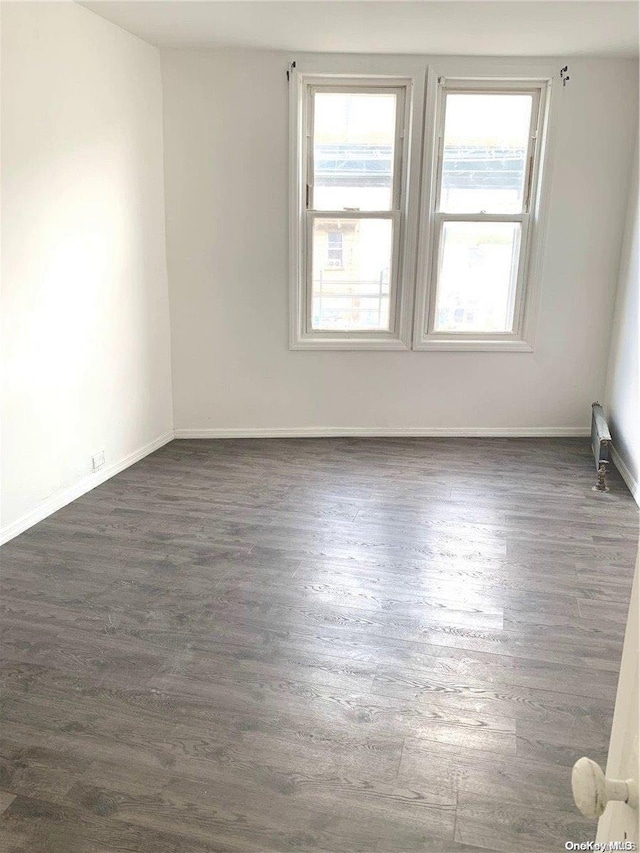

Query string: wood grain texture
[0,437,637,852]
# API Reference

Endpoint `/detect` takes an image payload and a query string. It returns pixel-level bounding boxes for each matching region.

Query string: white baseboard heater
[591,402,612,491]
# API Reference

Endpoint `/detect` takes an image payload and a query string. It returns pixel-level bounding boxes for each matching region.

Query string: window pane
[440,93,533,214]
[326,231,343,266]
[311,218,393,331]
[434,221,521,333]
[313,92,397,212]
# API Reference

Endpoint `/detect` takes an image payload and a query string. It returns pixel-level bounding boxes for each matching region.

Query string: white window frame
[289,71,420,350]
[413,74,552,351]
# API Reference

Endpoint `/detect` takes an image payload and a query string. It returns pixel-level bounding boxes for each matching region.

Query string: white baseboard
[611,445,640,507]
[1,425,601,545]
[174,426,590,439]
[0,430,174,546]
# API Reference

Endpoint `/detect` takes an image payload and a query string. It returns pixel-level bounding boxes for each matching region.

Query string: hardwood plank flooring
[0,437,637,852]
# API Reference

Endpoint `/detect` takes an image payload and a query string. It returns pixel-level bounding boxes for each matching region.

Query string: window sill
[290,333,410,351]
[413,336,534,352]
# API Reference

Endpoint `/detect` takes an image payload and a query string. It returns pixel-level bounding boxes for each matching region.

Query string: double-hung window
[290,69,551,351]
[290,75,415,349]
[415,78,549,350]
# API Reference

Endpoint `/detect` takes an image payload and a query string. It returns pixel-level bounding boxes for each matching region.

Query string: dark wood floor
[0,438,638,853]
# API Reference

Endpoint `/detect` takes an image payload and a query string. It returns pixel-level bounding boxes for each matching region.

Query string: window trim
[289,71,418,350]
[413,73,553,352]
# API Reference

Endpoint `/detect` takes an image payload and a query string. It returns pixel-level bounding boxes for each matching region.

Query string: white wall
[596,558,639,846]
[1,2,173,541]
[605,138,639,502]
[161,50,637,436]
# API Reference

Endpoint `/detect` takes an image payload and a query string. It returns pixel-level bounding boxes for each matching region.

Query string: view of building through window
[435,221,522,333]
[326,231,344,267]
[440,93,532,214]
[311,217,392,330]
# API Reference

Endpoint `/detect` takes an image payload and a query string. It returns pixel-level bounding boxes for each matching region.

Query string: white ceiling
[81,1,639,57]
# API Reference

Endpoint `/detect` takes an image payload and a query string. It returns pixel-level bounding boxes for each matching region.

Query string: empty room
[1,1,639,851]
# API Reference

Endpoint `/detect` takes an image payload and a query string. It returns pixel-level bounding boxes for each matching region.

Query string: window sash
[426,212,531,338]
[434,86,541,217]
[305,210,401,336]
[307,85,407,214]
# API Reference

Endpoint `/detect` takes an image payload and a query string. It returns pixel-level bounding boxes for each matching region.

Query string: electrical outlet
[92,450,105,471]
